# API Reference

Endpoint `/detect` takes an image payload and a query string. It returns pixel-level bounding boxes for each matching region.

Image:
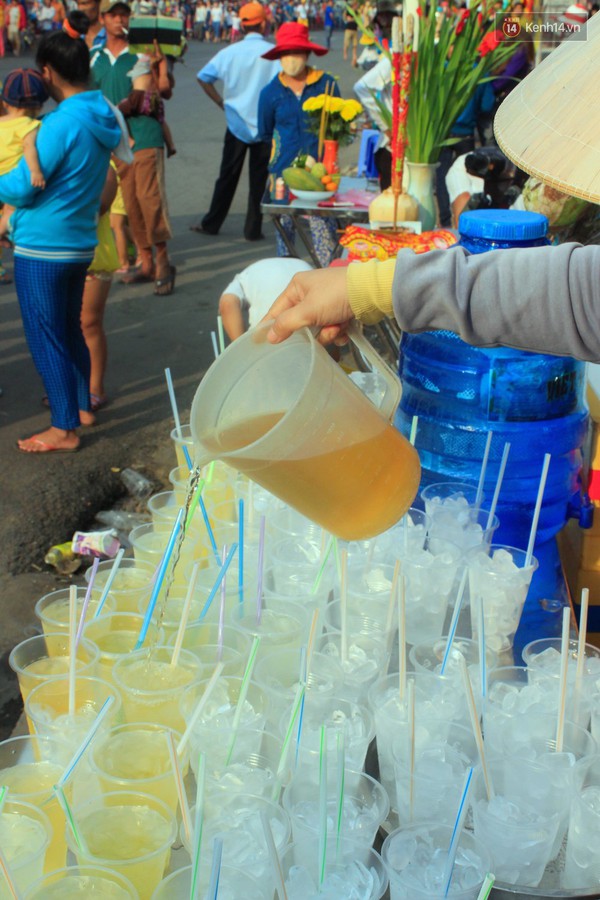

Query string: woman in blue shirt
[258,22,340,266]
[0,13,121,452]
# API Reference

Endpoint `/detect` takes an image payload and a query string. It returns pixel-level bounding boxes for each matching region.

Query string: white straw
[166,731,192,845]
[170,562,200,667]
[485,441,510,531]
[190,752,206,900]
[75,558,99,648]
[407,677,416,822]
[177,662,225,757]
[318,724,328,888]
[556,605,571,753]
[260,809,288,900]
[478,593,487,700]
[164,367,182,439]
[398,574,407,703]
[459,654,493,800]
[93,548,125,618]
[385,560,401,658]
[526,453,551,566]
[576,587,590,683]
[409,415,419,446]
[340,549,348,665]
[475,431,493,510]
[68,585,77,718]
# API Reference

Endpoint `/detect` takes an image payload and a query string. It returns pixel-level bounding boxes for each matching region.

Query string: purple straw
[218,545,227,662]
[75,557,100,648]
[255,515,266,625]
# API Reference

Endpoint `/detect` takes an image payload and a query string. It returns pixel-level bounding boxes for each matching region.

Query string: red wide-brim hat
[261,22,328,59]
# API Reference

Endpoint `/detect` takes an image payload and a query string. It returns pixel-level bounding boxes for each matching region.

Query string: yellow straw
[170,562,200,667]
[166,731,192,845]
[556,606,571,753]
[306,609,320,672]
[458,655,493,800]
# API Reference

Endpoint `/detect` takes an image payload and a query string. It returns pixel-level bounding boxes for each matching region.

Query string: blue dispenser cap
[459,209,548,242]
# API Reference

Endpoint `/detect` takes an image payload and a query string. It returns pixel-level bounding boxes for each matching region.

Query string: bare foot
[18,426,80,453]
[79,410,96,427]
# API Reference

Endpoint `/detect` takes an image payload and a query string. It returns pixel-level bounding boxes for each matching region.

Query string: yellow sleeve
[347,258,396,324]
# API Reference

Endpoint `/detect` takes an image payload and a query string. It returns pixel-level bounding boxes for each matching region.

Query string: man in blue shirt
[192,0,280,240]
[323,2,334,48]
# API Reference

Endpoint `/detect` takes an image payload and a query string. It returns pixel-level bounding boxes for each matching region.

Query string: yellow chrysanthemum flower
[328,97,345,114]
[340,100,363,121]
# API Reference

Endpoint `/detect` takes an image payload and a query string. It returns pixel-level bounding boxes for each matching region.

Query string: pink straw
[75,557,99,648]
[255,515,266,625]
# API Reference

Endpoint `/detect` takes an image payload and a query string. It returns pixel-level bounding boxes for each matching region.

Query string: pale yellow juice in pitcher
[205,412,421,541]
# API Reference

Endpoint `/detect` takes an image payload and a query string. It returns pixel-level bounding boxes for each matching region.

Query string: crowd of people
[0,0,597,455]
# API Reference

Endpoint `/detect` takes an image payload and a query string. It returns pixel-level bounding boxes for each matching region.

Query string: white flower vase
[407,161,439,232]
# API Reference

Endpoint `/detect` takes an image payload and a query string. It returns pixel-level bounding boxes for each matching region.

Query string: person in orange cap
[191,1,280,240]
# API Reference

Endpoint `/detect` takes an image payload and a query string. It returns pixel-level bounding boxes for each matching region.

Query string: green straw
[312,535,334,594]
[318,724,328,888]
[185,478,206,533]
[190,751,206,900]
[476,873,495,900]
[271,682,306,802]
[0,786,7,815]
[53,784,86,854]
[225,636,261,765]
[335,730,345,861]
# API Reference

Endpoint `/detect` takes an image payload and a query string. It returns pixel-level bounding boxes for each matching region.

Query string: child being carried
[118,54,176,158]
[0,67,49,241]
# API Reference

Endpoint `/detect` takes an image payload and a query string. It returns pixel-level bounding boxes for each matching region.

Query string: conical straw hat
[494,16,600,203]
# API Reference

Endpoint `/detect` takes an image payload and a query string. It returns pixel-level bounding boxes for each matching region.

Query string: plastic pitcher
[190,321,420,541]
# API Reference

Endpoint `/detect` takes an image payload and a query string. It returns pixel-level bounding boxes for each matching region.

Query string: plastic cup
[147,490,183,528]
[323,597,388,643]
[472,758,561,886]
[168,463,195,504]
[283,769,389,861]
[25,675,122,750]
[0,734,71,873]
[82,612,162,686]
[409,636,498,714]
[179,676,270,776]
[523,636,600,727]
[317,631,390,705]
[35,587,116,636]
[392,722,478,827]
[282,695,375,778]
[128,521,204,588]
[420,481,481,509]
[89,722,184,811]
[280,837,389,899]
[170,423,194,468]
[84,558,155,614]
[67,790,176,899]
[346,561,401,630]
[231,604,309,654]
[267,506,325,542]
[8,633,99,707]
[151,864,269,900]
[0,799,52,895]
[23,865,138,899]
[137,590,206,643]
[203,729,289,806]
[399,541,464,645]
[112,646,204,732]
[254,647,343,732]
[165,620,251,676]
[382,822,492,899]
[189,558,260,621]
[262,562,331,620]
[483,666,563,757]
[468,545,538,653]
[180,793,291,888]
[564,754,600,888]
[381,506,431,561]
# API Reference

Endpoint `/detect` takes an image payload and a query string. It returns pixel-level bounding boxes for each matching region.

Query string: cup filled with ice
[280,835,389,900]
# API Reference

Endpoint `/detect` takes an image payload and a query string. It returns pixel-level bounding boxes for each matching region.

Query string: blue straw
[442,766,474,897]
[439,569,468,675]
[207,837,223,900]
[197,543,238,620]
[183,444,193,471]
[199,495,221,566]
[135,508,184,650]
[238,498,244,614]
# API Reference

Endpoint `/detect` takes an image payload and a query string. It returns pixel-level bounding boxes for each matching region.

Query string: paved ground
[0,35,361,735]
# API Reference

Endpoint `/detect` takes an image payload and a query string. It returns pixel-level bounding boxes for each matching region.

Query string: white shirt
[8,4,22,26]
[445,153,485,205]
[223,258,313,327]
[211,5,223,22]
[353,56,391,152]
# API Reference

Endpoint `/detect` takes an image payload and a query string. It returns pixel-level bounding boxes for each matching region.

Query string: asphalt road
[0,34,361,734]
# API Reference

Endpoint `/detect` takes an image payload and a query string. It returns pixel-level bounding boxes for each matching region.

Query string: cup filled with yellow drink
[0,798,51,895]
[34,587,116,636]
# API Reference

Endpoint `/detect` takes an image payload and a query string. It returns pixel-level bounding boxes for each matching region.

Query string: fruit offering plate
[290,189,337,202]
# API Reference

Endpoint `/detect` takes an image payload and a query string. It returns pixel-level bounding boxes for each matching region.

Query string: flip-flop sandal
[17,437,79,454]
[91,393,108,411]
[154,265,176,296]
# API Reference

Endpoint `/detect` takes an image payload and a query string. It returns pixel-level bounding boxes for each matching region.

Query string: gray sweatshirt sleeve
[392,242,600,362]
